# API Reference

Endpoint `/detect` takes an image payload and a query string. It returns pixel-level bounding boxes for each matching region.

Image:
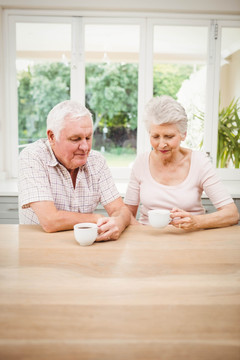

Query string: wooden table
[0,224,240,360]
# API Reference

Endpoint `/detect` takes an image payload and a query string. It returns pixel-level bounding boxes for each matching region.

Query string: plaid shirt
[18,139,119,224]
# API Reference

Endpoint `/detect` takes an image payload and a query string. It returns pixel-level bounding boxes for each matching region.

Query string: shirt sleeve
[97,157,120,206]
[198,153,233,209]
[124,156,142,206]
[18,149,53,209]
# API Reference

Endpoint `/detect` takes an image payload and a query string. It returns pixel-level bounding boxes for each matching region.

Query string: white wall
[0,0,239,14]
[0,7,5,179]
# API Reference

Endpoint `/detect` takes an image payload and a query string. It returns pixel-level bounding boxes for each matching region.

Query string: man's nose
[79,139,88,151]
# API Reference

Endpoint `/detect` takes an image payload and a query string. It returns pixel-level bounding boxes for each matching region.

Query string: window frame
[2,9,240,183]
[3,13,74,178]
[75,16,148,180]
[206,19,240,181]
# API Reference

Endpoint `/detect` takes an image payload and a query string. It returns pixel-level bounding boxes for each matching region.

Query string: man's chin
[76,158,88,168]
[68,154,88,168]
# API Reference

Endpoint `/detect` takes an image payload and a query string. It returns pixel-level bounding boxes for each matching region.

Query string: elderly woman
[124,95,239,230]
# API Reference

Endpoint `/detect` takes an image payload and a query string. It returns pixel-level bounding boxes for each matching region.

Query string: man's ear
[47,130,55,145]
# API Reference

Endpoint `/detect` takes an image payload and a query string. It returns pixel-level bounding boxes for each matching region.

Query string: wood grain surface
[0,224,239,360]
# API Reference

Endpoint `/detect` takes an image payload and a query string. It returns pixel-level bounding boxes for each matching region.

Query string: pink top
[124,150,233,225]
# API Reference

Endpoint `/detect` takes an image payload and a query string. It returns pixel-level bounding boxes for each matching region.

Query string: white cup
[74,223,98,246]
[148,209,171,228]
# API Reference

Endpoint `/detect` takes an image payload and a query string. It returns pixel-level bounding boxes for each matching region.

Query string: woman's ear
[181,131,187,141]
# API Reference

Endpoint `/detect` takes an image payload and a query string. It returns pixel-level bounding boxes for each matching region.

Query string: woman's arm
[125,204,141,225]
[170,203,239,230]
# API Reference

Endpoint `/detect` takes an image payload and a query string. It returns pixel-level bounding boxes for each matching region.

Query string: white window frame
[3,13,74,179]
[146,17,210,148]
[2,9,240,185]
[206,19,240,182]
[74,16,148,181]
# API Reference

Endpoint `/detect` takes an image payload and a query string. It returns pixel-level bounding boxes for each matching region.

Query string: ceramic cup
[74,223,98,246]
[148,209,171,228]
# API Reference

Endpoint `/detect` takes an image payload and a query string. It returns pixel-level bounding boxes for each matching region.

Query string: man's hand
[96,197,131,241]
[96,216,122,241]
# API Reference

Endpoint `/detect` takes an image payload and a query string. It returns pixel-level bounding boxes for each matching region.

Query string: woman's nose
[158,138,167,149]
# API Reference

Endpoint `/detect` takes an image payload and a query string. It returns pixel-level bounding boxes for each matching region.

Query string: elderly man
[18,100,131,241]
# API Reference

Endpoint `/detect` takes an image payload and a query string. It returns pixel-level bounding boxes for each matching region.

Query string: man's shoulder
[19,139,52,162]
[87,150,106,166]
[20,139,47,154]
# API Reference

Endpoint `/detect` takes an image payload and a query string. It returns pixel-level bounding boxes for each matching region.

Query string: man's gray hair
[143,95,188,136]
[47,100,93,140]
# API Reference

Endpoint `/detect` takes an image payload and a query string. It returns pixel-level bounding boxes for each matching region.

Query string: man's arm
[96,197,131,241]
[30,201,103,232]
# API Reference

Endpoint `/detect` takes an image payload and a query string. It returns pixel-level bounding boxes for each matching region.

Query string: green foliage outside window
[18,62,70,145]
[18,61,196,152]
[195,98,240,168]
[153,63,194,99]
[218,98,240,168]
[85,63,138,131]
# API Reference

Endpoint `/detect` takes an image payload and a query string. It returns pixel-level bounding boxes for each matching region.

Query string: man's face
[48,116,93,170]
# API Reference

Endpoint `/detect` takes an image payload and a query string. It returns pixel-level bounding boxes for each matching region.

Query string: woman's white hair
[47,100,93,140]
[143,95,188,136]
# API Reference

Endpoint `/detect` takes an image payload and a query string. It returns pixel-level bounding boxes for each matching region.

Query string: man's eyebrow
[69,133,93,138]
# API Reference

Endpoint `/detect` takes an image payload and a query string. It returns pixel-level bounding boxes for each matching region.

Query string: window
[84,23,140,168]
[3,12,240,183]
[202,20,240,181]
[16,22,71,148]
[218,25,240,169]
[153,24,208,150]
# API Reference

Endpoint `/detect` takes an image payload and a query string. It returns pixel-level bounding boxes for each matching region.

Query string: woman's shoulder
[135,151,150,162]
[191,150,210,164]
[189,150,214,177]
[132,151,150,168]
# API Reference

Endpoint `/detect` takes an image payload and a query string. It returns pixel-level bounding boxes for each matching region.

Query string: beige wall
[220,50,240,109]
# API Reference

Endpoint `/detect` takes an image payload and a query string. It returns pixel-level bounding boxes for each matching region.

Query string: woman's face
[149,122,186,158]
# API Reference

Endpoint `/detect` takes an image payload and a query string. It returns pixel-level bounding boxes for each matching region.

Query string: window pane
[153,25,208,150]
[16,23,71,150]
[85,24,139,167]
[218,27,240,168]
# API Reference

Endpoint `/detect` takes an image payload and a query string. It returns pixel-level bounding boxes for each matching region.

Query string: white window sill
[0,179,18,196]
[0,178,240,198]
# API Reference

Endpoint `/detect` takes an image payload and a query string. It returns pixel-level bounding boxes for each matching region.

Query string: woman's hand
[170,208,200,230]
[170,203,239,230]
